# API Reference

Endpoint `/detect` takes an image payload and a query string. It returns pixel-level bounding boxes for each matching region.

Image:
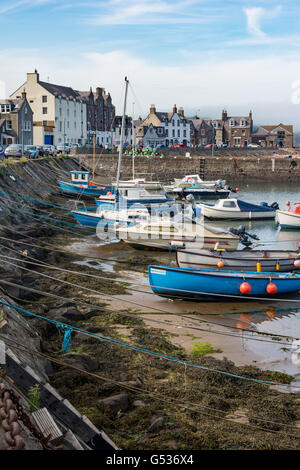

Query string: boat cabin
[213,199,240,211]
[70,171,90,188]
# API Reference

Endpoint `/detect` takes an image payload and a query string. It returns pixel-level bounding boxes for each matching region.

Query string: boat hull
[176,249,300,272]
[121,236,239,251]
[59,180,111,198]
[276,209,300,229]
[167,189,230,198]
[148,265,300,300]
[200,205,275,220]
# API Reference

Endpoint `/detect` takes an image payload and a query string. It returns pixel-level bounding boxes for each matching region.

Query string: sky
[1,0,300,129]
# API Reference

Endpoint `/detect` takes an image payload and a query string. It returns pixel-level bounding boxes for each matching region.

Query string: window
[42,96,47,103]
[230,120,235,127]
[24,106,28,114]
[43,120,47,126]
[42,107,47,115]
[59,122,62,132]
[59,108,62,116]
[177,130,180,137]
[201,129,205,136]
[172,129,175,137]
[183,130,186,137]
[223,201,237,208]
[6,120,12,130]
[24,121,31,131]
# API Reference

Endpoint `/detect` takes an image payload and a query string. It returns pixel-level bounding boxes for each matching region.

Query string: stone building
[113,115,134,148]
[77,87,115,147]
[222,109,253,147]
[10,70,87,146]
[191,117,214,147]
[251,124,293,148]
[136,104,190,147]
[0,92,33,147]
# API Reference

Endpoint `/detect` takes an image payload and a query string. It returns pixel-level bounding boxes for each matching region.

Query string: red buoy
[286,200,290,207]
[235,188,239,192]
[240,282,251,294]
[266,282,277,295]
[294,259,300,268]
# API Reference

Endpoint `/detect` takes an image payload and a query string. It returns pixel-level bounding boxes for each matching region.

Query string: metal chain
[0,382,25,450]
[3,387,52,450]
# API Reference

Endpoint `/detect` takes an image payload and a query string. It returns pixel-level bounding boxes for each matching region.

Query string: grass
[191,342,222,357]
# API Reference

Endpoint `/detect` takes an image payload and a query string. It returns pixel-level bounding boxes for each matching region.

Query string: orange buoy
[240,282,251,294]
[217,259,224,268]
[276,263,280,271]
[286,200,290,206]
[107,191,112,195]
[235,188,239,192]
[294,259,300,268]
[266,282,277,295]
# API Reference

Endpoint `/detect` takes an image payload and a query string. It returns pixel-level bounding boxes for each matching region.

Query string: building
[191,117,214,147]
[0,92,33,147]
[113,115,134,148]
[222,109,253,147]
[136,104,191,147]
[77,87,115,147]
[252,124,293,148]
[10,70,87,146]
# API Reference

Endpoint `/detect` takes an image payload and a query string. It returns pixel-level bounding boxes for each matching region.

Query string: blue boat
[58,171,112,198]
[148,265,300,300]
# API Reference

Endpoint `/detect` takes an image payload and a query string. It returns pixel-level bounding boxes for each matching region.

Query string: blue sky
[1,0,300,129]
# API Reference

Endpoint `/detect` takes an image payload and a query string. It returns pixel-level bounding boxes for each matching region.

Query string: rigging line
[0,277,295,347]
[0,254,298,345]
[0,189,71,210]
[0,299,298,390]
[0,198,92,232]
[1,339,299,438]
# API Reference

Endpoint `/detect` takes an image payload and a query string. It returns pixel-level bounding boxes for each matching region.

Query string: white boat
[165,174,226,191]
[164,174,230,198]
[199,198,278,220]
[114,179,163,191]
[177,248,300,272]
[277,204,300,229]
[115,218,242,251]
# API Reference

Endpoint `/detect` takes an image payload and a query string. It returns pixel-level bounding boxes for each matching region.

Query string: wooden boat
[148,265,300,300]
[199,198,278,220]
[176,248,300,272]
[58,171,112,198]
[117,219,243,251]
[277,203,300,229]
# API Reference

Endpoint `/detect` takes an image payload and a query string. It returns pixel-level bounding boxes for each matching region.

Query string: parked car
[247,144,261,148]
[43,144,57,156]
[4,144,23,157]
[57,144,70,154]
[24,145,39,159]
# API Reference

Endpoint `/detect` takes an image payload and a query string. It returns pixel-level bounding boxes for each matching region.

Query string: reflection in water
[265,307,277,320]
[236,313,252,330]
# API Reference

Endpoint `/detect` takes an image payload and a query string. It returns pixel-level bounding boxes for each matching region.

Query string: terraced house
[136,104,191,147]
[10,70,87,146]
[251,124,293,148]
[0,91,33,147]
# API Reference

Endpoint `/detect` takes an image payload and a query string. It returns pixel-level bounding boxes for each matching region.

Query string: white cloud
[89,0,216,25]
[244,6,282,38]
[0,0,55,15]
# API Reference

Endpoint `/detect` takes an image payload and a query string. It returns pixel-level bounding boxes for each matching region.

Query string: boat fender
[240,282,251,294]
[294,259,300,268]
[217,260,224,268]
[169,241,185,248]
[266,282,277,295]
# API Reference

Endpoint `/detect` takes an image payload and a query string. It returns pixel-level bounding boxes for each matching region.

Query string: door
[44,135,53,145]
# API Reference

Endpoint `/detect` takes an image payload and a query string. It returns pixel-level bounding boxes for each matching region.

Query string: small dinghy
[148,265,300,300]
[176,248,300,272]
[199,198,278,220]
[164,174,231,198]
[277,202,300,229]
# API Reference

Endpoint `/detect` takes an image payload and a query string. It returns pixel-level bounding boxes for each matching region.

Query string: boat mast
[116,77,129,193]
[132,101,135,180]
[92,134,96,182]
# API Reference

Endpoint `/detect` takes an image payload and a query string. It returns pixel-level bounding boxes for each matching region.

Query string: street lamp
[212,122,215,157]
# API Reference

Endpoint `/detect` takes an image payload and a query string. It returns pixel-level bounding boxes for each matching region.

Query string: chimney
[173,104,177,114]
[150,104,156,114]
[96,87,101,97]
[178,107,184,116]
[21,89,26,101]
[27,69,39,83]
[222,109,227,121]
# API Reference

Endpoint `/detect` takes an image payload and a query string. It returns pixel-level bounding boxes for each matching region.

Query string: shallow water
[68,181,300,377]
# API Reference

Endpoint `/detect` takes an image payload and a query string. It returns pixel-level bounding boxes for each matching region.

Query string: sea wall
[78,152,300,182]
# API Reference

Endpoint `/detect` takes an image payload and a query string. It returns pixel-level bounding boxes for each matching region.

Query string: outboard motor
[270,201,279,210]
[228,225,259,247]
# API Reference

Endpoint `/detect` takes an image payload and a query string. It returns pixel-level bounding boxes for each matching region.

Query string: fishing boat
[116,218,246,251]
[164,174,231,198]
[95,186,174,211]
[58,171,112,198]
[198,198,278,220]
[277,203,300,229]
[148,265,300,300]
[176,248,300,272]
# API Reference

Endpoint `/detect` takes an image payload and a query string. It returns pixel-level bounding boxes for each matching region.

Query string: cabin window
[223,201,237,208]
[81,174,86,180]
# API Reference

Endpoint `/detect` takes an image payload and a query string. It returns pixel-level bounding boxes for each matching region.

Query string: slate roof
[253,124,293,136]
[39,81,80,100]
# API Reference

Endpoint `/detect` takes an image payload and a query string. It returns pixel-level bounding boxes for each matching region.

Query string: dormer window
[230,120,235,127]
